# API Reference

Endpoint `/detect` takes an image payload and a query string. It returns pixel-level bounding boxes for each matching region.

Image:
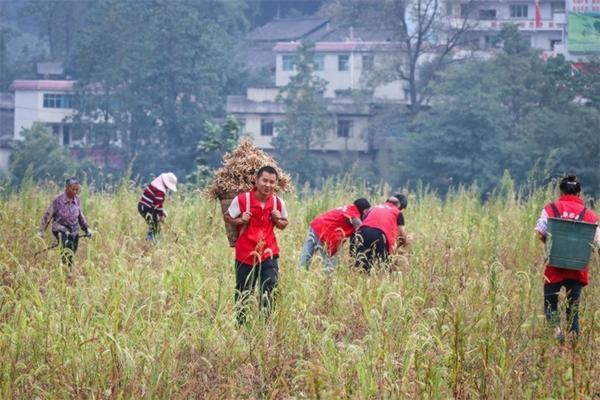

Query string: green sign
[568,12,600,53]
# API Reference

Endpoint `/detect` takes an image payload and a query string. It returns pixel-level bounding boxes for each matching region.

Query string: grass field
[1,179,599,399]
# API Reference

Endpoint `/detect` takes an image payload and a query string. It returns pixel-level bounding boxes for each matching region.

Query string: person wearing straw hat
[299,198,371,274]
[225,165,289,324]
[535,174,599,344]
[138,172,177,242]
[38,177,92,267]
[352,194,408,272]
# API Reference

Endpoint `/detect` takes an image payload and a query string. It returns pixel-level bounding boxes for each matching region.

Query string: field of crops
[1,179,599,399]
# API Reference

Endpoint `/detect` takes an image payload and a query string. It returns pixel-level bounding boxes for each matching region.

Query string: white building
[227,87,372,154]
[227,34,408,160]
[0,93,14,172]
[10,80,80,146]
[274,42,406,100]
[447,0,568,57]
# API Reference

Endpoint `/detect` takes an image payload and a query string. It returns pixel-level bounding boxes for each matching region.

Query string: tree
[9,123,93,186]
[20,0,93,61]
[395,25,600,195]
[189,116,243,187]
[272,43,335,185]
[71,0,245,180]
[324,0,475,114]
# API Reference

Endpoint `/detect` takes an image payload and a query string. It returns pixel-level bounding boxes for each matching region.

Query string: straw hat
[161,172,178,192]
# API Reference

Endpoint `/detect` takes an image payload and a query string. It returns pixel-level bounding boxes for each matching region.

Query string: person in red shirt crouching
[353,194,408,272]
[299,198,371,274]
[535,175,600,343]
[225,166,289,324]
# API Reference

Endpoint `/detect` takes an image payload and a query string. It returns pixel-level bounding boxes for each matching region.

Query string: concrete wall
[238,112,370,152]
[248,88,279,102]
[276,53,405,100]
[0,147,11,172]
[13,90,73,140]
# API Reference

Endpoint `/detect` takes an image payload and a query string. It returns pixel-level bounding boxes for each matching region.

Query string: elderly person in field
[299,198,371,274]
[352,194,408,272]
[224,166,289,324]
[38,177,92,267]
[535,174,599,344]
[138,172,178,242]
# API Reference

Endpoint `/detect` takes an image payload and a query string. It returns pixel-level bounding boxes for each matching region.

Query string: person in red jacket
[225,166,289,324]
[299,198,371,273]
[353,194,408,272]
[535,174,599,343]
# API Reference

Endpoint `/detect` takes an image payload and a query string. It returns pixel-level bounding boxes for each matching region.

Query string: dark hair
[353,198,371,214]
[559,174,581,195]
[257,165,278,179]
[391,193,408,210]
[65,177,79,186]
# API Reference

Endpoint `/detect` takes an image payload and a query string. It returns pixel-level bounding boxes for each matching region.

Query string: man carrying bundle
[535,174,599,344]
[352,194,408,272]
[299,198,371,274]
[225,166,289,324]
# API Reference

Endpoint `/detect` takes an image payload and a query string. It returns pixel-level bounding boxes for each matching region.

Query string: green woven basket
[547,217,597,270]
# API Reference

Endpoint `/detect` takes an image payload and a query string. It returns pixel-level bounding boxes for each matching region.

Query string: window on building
[460,4,474,17]
[338,55,350,71]
[551,1,565,14]
[43,93,73,109]
[510,5,528,18]
[313,54,325,71]
[62,125,71,146]
[484,35,500,48]
[362,55,374,71]
[478,9,497,20]
[550,39,562,50]
[261,119,274,136]
[337,119,353,138]
[71,126,85,144]
[49,124,60,135]
[282,55,296,71]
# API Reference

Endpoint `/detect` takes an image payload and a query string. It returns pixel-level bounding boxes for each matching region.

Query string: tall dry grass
[0,178,598,399]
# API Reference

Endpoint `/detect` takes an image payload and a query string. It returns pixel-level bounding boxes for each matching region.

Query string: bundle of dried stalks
[205,138,294,201]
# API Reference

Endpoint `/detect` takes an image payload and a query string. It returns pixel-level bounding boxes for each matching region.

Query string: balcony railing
[449,16,565,30]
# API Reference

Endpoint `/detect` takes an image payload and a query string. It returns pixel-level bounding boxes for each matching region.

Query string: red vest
[235,189,283,265]
[361,203,401,252]
[310,204,361,256]
[543,194,598,286]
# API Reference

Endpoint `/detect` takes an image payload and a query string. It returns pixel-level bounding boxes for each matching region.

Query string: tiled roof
[10,80,75,92]
[246,17,329,41]
[273,41,400,53]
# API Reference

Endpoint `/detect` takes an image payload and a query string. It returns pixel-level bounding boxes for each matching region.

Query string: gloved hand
[36,230,44,239]
[84,229,93,238]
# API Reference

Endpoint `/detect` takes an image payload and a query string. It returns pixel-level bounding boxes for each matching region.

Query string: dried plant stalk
[204,138,294,201]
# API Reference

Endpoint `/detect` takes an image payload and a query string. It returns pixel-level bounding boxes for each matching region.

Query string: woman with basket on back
[535,175,600,344]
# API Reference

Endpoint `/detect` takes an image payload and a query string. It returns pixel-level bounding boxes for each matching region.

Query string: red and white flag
[535,0,542,28]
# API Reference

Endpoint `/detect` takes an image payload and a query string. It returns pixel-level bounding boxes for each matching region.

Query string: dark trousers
[138,203,160,238]
[53,231,79,268]
[544,279,583,336]
[352,227,389,272]
[235,257,279,324]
